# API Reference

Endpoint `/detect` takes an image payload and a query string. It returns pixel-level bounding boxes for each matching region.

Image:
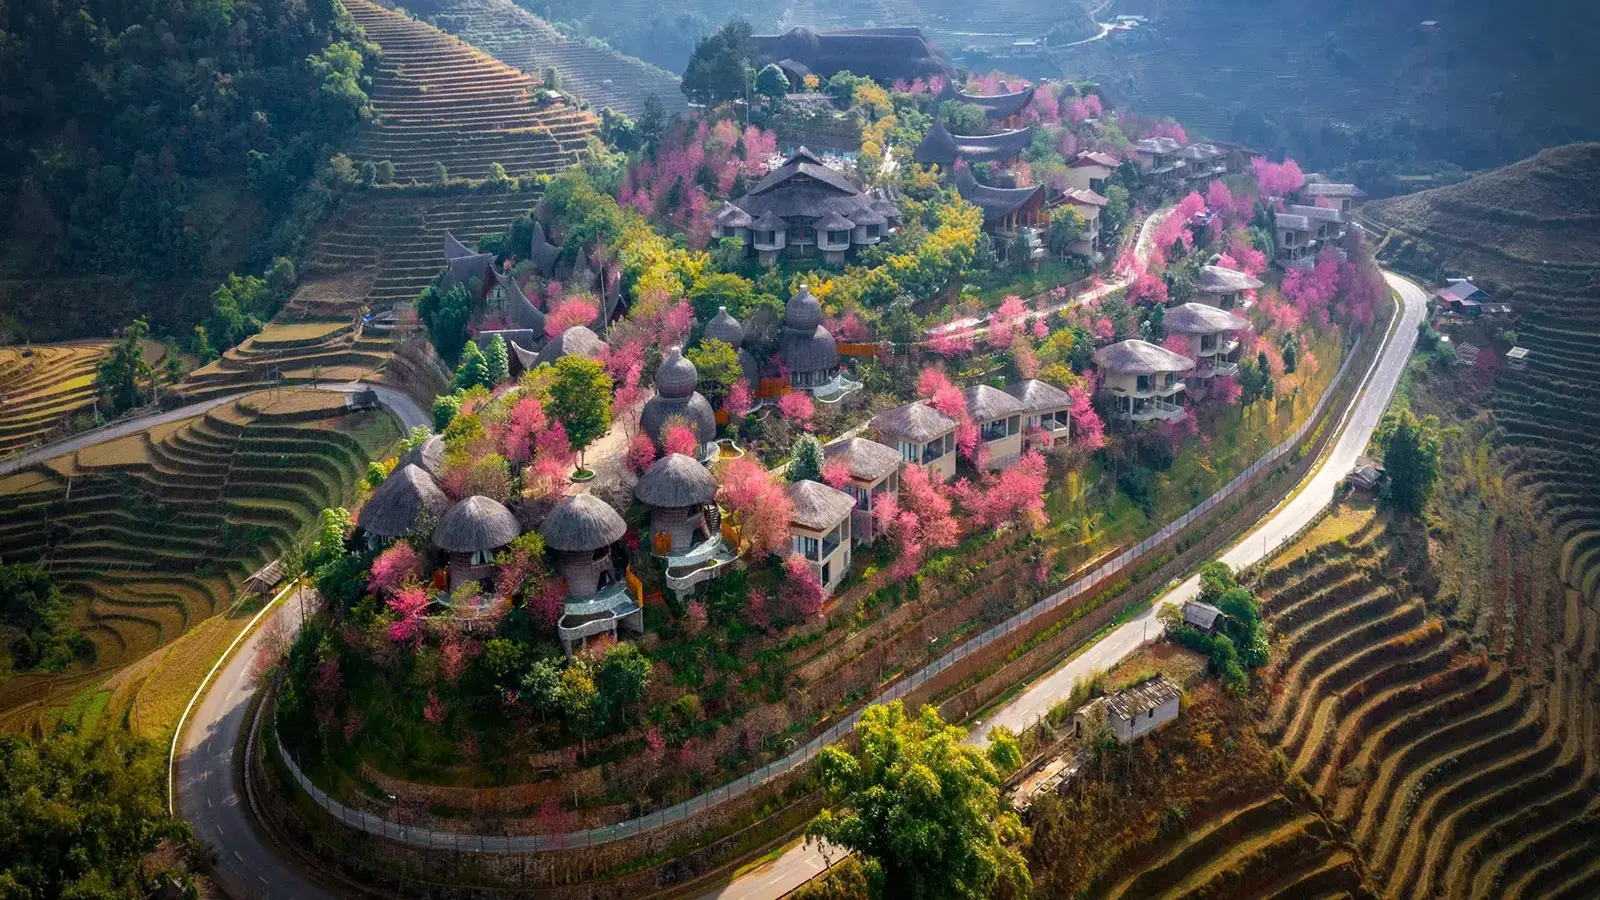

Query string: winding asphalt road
[699,271,1427,899]
[165,275,1423,900]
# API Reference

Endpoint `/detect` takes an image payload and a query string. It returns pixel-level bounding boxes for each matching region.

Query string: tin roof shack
[1181,600,1225,632]
[1345,455,1385,495]
[1007,753,1083,821]
[1074,676,1182,744]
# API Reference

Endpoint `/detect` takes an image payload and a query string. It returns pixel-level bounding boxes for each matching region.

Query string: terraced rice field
[344,0,597,184]
[0,390,399,721]
[0,341,133,457]
[301,190,537,311]
[420,0,688,119]
[1367,145,1600,617]
[1102,513,1600,899]
[177,317,395,403]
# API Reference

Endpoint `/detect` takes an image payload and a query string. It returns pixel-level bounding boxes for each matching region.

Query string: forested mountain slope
[0,0,374,341]
[1056,0,1600,190]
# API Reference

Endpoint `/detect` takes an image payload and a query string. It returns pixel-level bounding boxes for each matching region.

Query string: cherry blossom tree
[625,432,657,474]
[546,297,599,338]
[778,390,815,429]
[1252,157,1305,197]
[718,456,795,559]
[387,584,431,643]
[723,380,753,420]
[1128,272,1169,307]
[821,457,852,490]
[1068,383,1105,452]
[368,543,422,596]
[504,395,549,465]
[780,554,825,620]
[974,451,1049,531]
[663,423,700,457]
[987,295,1028,349]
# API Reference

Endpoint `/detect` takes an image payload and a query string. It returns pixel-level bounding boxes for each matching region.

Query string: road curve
[176,275,1423,900]
[702,272,1427,899]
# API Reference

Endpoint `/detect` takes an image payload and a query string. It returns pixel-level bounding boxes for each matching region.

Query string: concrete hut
[635,453,718,554]
[703,306,760,392]
[433,495,520,589]
[539,494,640,652]
[778,285,844,391]
[358,464,451,543]
[535,325,608,369]
[640,347,717,454]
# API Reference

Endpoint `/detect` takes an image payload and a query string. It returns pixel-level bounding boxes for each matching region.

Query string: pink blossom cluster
[1252,157,1305,197]
[617,120,778,247]
[873,463,959,578]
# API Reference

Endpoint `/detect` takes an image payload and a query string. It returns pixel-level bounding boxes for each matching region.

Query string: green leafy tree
[0,560,88,673]
[1101,184,1131,237]
[307,507,353,572]
[636,93,666,150]
[689,272,759,321]
[1047,208,1085,257]
[485,334,510,385]
[681,21,753,105]
[940,101,989,135]
[756,63,790,100]
[434,161,450,185]
[595,643,652,728]
[417,282,472,366]
[96,319,154,414]
[432,392,463,431]
[376,160,396,184]
[548,356,614,469]
[0,729,182,899]
[1378,409,1441,516]
[455,341,492,391]
[808,701,1032,900]
[544,66,562,91]
[687,338,742,407]
[787,434,825,483]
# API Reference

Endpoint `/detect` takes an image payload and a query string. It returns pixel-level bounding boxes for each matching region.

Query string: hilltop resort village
[2,2,1597,899]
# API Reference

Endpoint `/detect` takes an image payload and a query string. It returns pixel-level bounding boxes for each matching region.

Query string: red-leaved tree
[717,456,795,559]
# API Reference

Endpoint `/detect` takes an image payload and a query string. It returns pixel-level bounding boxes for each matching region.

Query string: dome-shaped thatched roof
[641,392,717,450]
[635,453,718,508]
[1093,339,1195,375]
[655,347,699,399]
[433,495,520,552]
[786,284,822,331]
[360,464,451,538]
[704,307,744,347]
[536,326,608,369]
[1163,302,1251,335]
[779,324,840,374]
[398,435,445,477]
[539,493,626,552]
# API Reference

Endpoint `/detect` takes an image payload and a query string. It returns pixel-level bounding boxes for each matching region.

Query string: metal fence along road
[276,333,1366,853]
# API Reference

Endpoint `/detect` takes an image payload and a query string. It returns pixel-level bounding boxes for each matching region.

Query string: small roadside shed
[1074,676,1182,744]
[1181,600,1225,632]
[1346,455,1385,494]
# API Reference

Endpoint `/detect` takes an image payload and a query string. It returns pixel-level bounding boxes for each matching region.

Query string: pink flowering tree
[1068,383,1106,452]
[779,554,825,620]
[504,395,548,465]
[546,296,599,338]
[778,390,815,429]
[879,464,959,577]
[1127,272,1169,307]
[1252,157,1305,198]
[625,432,657,474]
[723,380,753,421]
[820,457,852,491]
[663,423,700,457]
[718,456,795,559]
[975,451,1049,532]
[368,543,422,596]
[386,584,431,643]
[987,295,1028,349]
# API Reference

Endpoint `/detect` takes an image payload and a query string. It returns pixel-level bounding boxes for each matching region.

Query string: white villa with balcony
[1196,265,1263,310]
[1130,137,1186,185]
[963,384,1025,470]
[1061,187,1109,259]
[823,438,902,544]
[1067,150,1118,194]
[1296,180,1366,217]
[1164,303,1251,400]
[1274,212,1318,269]
[871,400,959,481]
[787,480,856,597]
[1093,339,1195,423]
[1003,378,1074,450]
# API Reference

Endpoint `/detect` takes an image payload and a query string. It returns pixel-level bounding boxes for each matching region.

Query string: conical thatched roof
[360,464,452,538]
[1197,266,1262,296]
[705,307,744,347]
[786,284,822,331]
[786,480,856,531]
[433,495,520,552]
[962,384,1025,422]
[635,453,718,508]
[1093,339,1195,375]
[539,493,627,552]
[1002,378,1074,413]
[655,347,699,398]
[1163,303,1251,335]
[871,401,957,444]
[398,435,445,477]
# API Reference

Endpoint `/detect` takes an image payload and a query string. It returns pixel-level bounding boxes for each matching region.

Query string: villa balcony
[1129,399,1187,422]
[1200,359,1240,378]
[1115,380,1186,400]
[664,535,740,593]
[811,371,864,404]
[557,579,642,650]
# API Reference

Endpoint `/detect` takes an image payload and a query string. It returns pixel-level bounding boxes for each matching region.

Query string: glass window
[1008,416,1020,436]
[981,419,1007,442]
[899,440,919,463]
[792,535,820,560]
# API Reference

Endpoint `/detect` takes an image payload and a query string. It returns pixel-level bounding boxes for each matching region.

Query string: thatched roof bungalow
[635,453,718,554]
[360,463,451,539]
[434,495,520,588]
